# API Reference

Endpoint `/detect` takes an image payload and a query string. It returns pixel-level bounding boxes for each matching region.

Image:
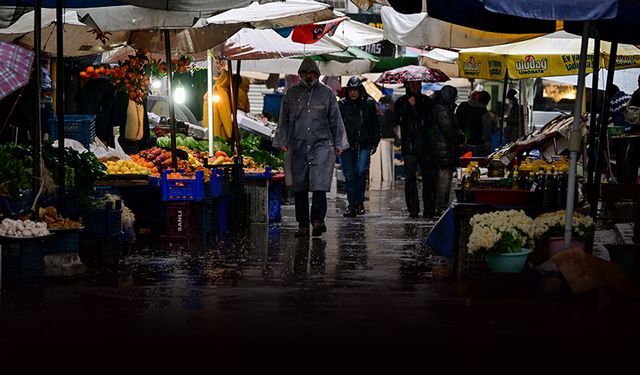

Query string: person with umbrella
[394,74,435,218]
[273,57,349,237]
[338,76,380,217]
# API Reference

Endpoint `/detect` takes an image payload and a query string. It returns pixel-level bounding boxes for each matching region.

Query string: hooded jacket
[273,57,349,192]
[338,78,380,150]
[431,85,464,168]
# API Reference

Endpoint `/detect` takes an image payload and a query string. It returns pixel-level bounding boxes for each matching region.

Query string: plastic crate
[244,166,272,180]
[48,115,96,149]
[44,230,79,254]
[161,170,205,201]
[70,200,122,239]
[210,168,226,198]
[1,238,46,287]
[245,178,269,224]
[215,196,229,242]
[163,201,201,240]
[149,175,160,188]
[608,126,626,137]
[268,179,282,223]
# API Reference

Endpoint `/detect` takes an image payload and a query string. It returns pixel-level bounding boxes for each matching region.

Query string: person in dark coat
[395,75,435,218]
[456,90,492,156]
[504,88,521,143]
[273,57,349,237]
[338,76,380,217]
[431,85,464,213]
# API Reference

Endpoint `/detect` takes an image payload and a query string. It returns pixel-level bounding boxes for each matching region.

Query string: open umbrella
[375,65,449,84]
[0,40,34,101]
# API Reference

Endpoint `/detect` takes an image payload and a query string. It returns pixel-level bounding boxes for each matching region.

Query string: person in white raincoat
[273,57,349,237]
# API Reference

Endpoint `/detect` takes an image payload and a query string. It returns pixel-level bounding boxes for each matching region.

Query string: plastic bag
[92,135,131,160]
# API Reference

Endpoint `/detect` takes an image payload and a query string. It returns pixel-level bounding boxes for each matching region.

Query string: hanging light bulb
[174,84,186,104]
[212,94,221,103]
[151,79,162,89]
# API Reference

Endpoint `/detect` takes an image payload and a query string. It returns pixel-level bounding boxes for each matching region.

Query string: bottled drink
[462,167,472,202]
[470,162,481,188]
[510,169,519,189]
[542,167,556,208]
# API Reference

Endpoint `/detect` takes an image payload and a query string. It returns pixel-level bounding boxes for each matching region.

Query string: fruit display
[209,150,234,166]
[39,206,83,230]
[0,218,50,238]
[103,159,151,175]
[132,147,211,182]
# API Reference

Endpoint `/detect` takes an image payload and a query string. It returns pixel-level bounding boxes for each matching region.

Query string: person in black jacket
[431,85,464,213]
[395,75,435,218]
[338,77,381,217]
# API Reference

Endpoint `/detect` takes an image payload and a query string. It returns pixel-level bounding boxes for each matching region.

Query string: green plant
[467,210,535,256]
[0,144,33,198]
[532,210,594,242]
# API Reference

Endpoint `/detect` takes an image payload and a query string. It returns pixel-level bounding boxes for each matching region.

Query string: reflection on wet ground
[1,185,640,363]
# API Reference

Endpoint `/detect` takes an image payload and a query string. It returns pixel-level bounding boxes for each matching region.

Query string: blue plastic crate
[215,196,229,242]
[1,238,46,287]
[244,166,272,180]
[48,115,96,149]
[268,180,281,223]
[44,230,80,254]
[161,170,205,201]
[149,175,160,188]
[210,168,225,197]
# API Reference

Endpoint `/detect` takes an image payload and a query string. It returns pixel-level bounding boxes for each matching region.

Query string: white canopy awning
[380,5,543,49]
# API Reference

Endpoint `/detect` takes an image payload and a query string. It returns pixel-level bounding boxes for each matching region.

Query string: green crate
[608,126,625,137]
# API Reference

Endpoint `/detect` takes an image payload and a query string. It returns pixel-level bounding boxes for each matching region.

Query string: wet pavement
[2,183,640,366]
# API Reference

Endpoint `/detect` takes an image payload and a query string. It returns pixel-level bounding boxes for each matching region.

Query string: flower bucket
[547,237,585,258]
[486,248,532,273]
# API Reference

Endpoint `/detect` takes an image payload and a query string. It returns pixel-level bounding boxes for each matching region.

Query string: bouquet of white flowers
[467,210,534,256]
[532,210,594,242]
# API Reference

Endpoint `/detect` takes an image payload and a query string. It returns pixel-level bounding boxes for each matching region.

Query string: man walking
[395,75,435,218]
[273,58,349,237]
[338,77,380,217]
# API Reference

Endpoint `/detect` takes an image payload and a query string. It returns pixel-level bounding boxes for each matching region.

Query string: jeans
[403,152,435,216]
[340,148,371,209]
[294,190,327,227]
[435,167,454,210]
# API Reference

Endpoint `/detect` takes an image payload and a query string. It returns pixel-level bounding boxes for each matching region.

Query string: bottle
[528,171,535,191]
[511,169,519,189]
[488,156,505,178]
[462,167,472,202]
[471,162,481,188]
[542,167,555,208]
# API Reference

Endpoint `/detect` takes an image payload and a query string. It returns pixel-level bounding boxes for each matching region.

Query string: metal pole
[592,41,618,216]
[164,30,177,170]
[56,0,65,214]
[499,68,509,145]
[227,59,241,157]
[564,22,590,249]
[33,0,42,198]
[207,50,214,157]
[587,36,601,216]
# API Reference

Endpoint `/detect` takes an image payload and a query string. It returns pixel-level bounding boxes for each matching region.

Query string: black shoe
[343,207,357,217]
[423,210,435,219]
[311,221,327,236]
[408,211,419,218]
[356,202,365,215]
[295,226,310,237]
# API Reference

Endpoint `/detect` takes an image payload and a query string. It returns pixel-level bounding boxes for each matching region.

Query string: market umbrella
[0,40,34,101]
[375,65,449,84]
